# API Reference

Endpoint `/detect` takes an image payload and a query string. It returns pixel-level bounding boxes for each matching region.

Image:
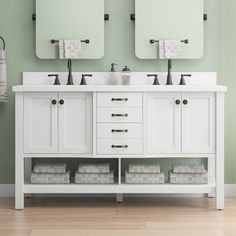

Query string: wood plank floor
[0,197,235,236]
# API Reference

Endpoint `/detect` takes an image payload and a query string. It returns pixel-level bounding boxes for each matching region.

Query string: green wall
[0,0,235,184]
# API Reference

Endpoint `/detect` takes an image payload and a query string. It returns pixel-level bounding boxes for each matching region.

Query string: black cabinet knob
[175,100,181,105]
[183,100,188,105]
[51,99,57,105]
[59,100,64,105]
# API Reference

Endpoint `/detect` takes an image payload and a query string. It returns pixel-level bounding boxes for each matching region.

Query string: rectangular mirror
[135,0,204,59]
[36,0,104,59]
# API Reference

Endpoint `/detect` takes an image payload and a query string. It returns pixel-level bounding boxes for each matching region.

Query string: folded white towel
[164,40,183,59]
[64,40,82,59]
[0,49,7,103]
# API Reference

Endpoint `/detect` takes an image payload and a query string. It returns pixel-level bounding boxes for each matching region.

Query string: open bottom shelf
[24,183,215,194]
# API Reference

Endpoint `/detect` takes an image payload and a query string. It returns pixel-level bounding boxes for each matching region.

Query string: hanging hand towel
[158,40,165,59]
[64,40,82,59]
[164,40,183,59]
[59,40,65,59]
[0,49,7,103]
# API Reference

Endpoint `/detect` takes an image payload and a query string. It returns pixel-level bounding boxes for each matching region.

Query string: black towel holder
[150,39,189,44]
[0,36,6,50]
[51,39,90,44]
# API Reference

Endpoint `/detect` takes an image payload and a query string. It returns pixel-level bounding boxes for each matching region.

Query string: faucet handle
[147,74,160,85]
[179,74,192,85]
[48,74,60,85]
[80,74,93,86]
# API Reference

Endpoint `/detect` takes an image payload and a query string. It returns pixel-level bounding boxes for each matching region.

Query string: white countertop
[12,72,227,92]
[13,85,227,92]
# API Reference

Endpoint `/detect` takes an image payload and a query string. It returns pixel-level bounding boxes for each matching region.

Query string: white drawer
[97,108,142,123]
[97,124,143,139]
[97,139,143,154]
[97,92,142,107]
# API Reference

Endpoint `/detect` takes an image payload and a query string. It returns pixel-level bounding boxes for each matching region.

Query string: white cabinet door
[146,93,181,153]
[59,92,93,154]
[24,92,58,153]
[182,93,215,153]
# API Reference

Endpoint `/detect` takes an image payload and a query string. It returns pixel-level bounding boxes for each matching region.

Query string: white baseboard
[0,185,15,197]
[225,184,236,197]
[0,184,235,198]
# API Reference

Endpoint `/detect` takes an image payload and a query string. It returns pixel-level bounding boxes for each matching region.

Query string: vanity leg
[15,156,24,210]
[208,156,215,198]
[24,158,32,198]
[216,93,224,210]
[15,93,24,210]
[116,194,123,203]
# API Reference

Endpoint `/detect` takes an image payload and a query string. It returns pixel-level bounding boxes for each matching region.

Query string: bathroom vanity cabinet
[13,72,226,210]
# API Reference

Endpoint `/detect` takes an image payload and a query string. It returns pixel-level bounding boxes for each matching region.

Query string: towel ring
[0,36,6,50]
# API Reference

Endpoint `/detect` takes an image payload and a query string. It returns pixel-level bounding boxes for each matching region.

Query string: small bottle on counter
[109,63,118,85]
[121,66,131,85]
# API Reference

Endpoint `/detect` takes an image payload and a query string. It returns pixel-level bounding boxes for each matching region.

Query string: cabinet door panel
[182,93,215,153]
[146,93,181,153]
[59,93,93,154]
[24,93,58,153]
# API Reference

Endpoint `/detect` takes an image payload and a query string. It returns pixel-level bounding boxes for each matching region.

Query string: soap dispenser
[121,66,131,85]
[109,63,118,85]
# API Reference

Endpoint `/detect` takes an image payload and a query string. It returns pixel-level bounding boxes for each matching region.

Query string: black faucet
[48,74,60,85]
[67,59,74,85]
[80,74,93,85]
[147,74,160,85]
[179,74,192,85]
[166,59,173,85]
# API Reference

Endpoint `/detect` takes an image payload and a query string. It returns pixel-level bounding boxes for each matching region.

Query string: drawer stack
[97,92,143,154]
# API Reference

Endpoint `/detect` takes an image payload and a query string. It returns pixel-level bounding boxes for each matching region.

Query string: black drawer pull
[183,99,188,105]
[111,114,128,117]
[111,129,128,133]
[111,98,128,102]
[111,145,128,149]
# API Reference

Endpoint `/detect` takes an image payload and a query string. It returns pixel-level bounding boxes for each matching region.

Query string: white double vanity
[13,72,226,210]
